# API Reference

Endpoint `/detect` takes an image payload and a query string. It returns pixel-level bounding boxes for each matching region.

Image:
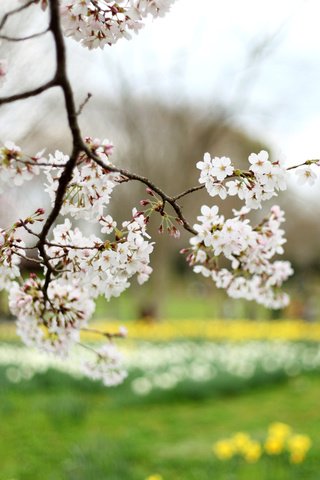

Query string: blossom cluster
[45,210,154,301]
[9,275,95,357]
[17,0,175,49]
[0,207,150,383]
[0,141,42,189]
[60,0,176,49]
[45,137,120,221]
[190,149,320,307]
[0,135,153,385]
[83,343,127,386]
[186,204,293,309]
[197,150,288,208]
[0,226,25,291]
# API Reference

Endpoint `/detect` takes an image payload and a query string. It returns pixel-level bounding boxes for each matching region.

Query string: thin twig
[80,143,197,235]
[0,0,36,30]
[0,79,56,107]
[20,223,40,238]
[0,28,49,42]
[76,92,92,116]
[81,327,125,339]
[13,250,42,264]
[172,185,205,201]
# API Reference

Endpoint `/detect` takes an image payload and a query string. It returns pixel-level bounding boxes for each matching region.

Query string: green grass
[1,367,320,480]
[92,288,277,321]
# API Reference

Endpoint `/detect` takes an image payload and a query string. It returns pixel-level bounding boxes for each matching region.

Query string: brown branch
[46,241,102,250]
[76,92,92,116]
[0,79,56,107]
[286,159,319,171]
[13,250,42,264]
[0,28,49,42]
[81,143,197,235]
[0,1,36,30]
[172,185,205,201]
[11,243,38,250]
[34,0,84,298]
[81,327,126,339]
[16,159,67,168]
[20,222,40,238]
[49,0,83,147]
[37,0,84,245]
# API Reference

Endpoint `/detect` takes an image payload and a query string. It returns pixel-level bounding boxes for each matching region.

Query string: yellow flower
[232,432,252,453]
[290,451,306,464]
[268,422,292,439]
[288,434,312,454]
[264,435,284,455]
[243,441,262,463]
[212,439,235,460]
[145,475,163,480]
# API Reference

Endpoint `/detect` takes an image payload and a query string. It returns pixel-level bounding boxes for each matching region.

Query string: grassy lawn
[1,368,320,480]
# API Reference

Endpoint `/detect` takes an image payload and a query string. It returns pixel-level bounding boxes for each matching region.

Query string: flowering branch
[0,0,319,387]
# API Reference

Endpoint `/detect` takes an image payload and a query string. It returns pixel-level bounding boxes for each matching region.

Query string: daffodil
[145,474,163,480]
[243,441,262,463]
[212,439,235,460]
[264,435,284,455]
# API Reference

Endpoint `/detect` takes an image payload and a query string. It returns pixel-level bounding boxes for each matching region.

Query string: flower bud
[146,188,155,196]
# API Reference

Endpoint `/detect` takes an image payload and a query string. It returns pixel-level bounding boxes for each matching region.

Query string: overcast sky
[1,0,320,169]
[76,0,320,169]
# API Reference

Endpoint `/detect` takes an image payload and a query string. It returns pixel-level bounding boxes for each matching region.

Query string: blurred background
[1,1,320,479]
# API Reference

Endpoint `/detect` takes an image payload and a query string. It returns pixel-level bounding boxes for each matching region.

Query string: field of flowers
[2,320,320,396]
[2,318,320,341]
[1,319,320,479]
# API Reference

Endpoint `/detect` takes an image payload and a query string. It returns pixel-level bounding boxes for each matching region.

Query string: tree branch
[0,79,56,107]
[172,185,205,201]
[0,28,49,42]
[0,1,36,31]
[76,92,92,116]
[80,143,197,235]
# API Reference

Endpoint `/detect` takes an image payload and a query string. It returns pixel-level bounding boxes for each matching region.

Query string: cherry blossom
[186,204,293,309]
[0,228,24,291]
[82,343,127,386]
[44,137,120,221]
[0,142,41,190]
[45,209,154,301]
[197,150,288,209]
[9,275,95,357]
[60,0,176,49]
[295,165,318,186]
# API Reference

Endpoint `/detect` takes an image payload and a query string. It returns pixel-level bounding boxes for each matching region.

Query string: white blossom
[10,276,95,357]
[0,142,40,191]
[198,150,288,210]
[60,0,176,50]
[82,343,127,386]
[44,138,120,221]
[188,205,293,309]
[295,165,318,186]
